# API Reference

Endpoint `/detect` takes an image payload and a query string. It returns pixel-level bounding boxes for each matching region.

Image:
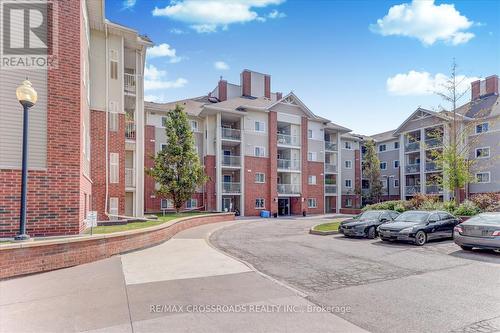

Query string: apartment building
[0,0,150,237]
[360,75,500,202]
[144,70,353,216]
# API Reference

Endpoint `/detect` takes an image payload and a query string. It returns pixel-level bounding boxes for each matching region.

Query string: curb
[309,228,339,235]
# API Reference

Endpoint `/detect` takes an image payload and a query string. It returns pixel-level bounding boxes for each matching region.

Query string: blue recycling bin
[260,210,270,218]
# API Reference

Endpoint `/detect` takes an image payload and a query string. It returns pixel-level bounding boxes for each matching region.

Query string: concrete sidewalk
[0,220,367,333]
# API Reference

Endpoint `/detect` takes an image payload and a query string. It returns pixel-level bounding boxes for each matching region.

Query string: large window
[255,198,265,209]
[307,198,317,208]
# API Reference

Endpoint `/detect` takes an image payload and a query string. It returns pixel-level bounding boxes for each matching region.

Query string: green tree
[148,104,208,213]
[363,140,383,203]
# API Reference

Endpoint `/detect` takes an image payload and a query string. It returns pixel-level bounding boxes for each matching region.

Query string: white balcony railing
[425,138,443,149]
[425,161,442,172]
[277,133,300,146]
[124,73,136,94]
[221,155,241,167]
[125,168,135,187]
[405,185,420,195]
[325,141,337,151]
[277,184,301,194]
[125,120,136,140]
[426,185,443,194]
[405,142,420,152]
[221,128,241,140]
[325,164,338,173]
[405,163,420,174]
[222,182,241,193]
[277,159,300,171]
[325,184,337,194]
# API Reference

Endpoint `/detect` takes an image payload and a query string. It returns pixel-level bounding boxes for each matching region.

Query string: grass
[312,219,345,232]
[84,212,205,235]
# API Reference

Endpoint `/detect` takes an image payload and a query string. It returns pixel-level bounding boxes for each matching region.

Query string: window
[161,143,167,151]
[109,49,118,80]
[161,117,168,127]
[109,112,118,132]
[379,144,386,152]
[394,179,400,187]
[476,123,489,134]
[255,121,265,132]
[308,152,317,161]
[186,199,198,209]
[307,198,317,208]
[308,175,317,185]
[110,153,119,183]
[475,147,490,159]
[109,197,118,216]
[308,129,313,139]
[254,146,265,157]
[345,179,352,188]
[255,173,265,183]
[161,199,173,209]
[380,162,387,170]
[345,198,353,207]
[345,160,352,169]
[190,120,198,131]
[393,160,400,168]
[394,142,400,149]
[255,198,265,209]
[476,172,490,183]
[344,141,352,149]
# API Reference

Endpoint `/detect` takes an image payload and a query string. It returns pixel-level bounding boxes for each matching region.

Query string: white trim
[255,172,266,183]
[475,146,490,159]
[475,172,491,183]
[475,122,489,134]
[345,160,352,169]
[254,121,266,133]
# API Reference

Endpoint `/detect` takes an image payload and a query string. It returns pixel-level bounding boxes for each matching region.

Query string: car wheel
[380,237,391,242]
[415,231,427,246]
[367,226,376,239]
[460,245,473,251]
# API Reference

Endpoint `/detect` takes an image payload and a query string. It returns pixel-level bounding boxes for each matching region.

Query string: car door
[438,212,456,238]
[426,213,440,239]
[377,212,391,227]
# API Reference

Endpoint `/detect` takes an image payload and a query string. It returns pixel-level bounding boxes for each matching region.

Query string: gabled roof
[370,129,397,142]
[145,97,207,117]
[267,92,317,119]
[393,107,454,135]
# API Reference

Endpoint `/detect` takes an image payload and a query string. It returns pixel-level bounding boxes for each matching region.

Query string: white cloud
[147,43,182,63]
[170,28,186,34]
[122,0,136,10]
[152,0,285,33]
[386,70,479,96]
[370,0,475,46]
[214,61,229,70]
[268,9,286,19]
[144,64,188,92]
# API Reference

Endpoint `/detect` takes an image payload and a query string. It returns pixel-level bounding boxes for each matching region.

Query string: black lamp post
[14,80,37,241]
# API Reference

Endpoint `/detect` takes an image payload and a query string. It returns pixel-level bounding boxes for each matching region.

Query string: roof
[369,129,397,142]
[207,96,275,111]
[464,94,499,118]
[145,97,208,117]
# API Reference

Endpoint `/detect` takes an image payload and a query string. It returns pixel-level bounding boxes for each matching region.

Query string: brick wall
[0,213,235,279]
[204,155,217,211]
[242,70,251,96]
[307,161,324,214]
[244,156,271,216]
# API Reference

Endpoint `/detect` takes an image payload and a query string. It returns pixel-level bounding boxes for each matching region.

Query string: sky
[106,0,500,135]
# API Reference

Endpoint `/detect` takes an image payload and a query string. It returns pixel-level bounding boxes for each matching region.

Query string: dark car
[378,210,460,246]
[454,213,500,251]
[338,210,399,239]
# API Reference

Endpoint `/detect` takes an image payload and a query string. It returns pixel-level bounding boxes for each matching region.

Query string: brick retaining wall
[0,213,234,280]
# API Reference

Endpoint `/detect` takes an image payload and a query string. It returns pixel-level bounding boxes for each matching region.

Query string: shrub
[419,200,445,211]
[442,200,457,213]
[470,193,500,212]
[363,200,405,211]
[453,200,481,216]
[394,202,406,213]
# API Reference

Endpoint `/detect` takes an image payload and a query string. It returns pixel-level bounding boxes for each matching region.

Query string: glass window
[476,172,490,183]
[255,198,265,208]
[394,142,400,149]
[345,179,352,188]
[379,144,386,152]
[161,199,173,209]
[380,162,387,170]
[308,198,317,208]
[186,199,198,209]
[476,123,489,134]
[255,173,265,183]
[308,129,313,139]
[344,141,352,149]
[255,121,265,132]
[308,175,316,185]
[162,117,168,127]
[190,120,198,131]
[395,211,430,222]
[345,160,352,169]
[255,146,265,157]
[394,160,400,168]
[475,147,490,158]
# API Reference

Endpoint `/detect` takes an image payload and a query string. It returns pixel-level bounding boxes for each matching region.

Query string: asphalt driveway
[210,217,500,333]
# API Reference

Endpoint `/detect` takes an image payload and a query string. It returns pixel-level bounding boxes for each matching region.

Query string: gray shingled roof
[369,129,397,142]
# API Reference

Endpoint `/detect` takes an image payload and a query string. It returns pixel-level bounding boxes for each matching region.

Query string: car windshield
[395,211,429,223]
[358,211,381,220]
[467,214,500,225]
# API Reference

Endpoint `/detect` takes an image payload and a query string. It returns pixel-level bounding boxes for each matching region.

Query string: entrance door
[278,198,290,216]
[223,197,233,212]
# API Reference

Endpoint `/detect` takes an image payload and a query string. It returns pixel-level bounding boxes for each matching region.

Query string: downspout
[104,24,109,217]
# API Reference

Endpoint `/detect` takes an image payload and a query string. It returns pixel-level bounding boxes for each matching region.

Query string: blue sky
[106,0,500,135]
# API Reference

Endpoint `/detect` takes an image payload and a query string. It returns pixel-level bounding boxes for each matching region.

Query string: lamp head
[16,80,37,108]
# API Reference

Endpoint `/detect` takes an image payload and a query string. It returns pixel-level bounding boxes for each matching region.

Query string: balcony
[125,168,135,187]
[405,163,420,174]
[325,185,337,194]
[426,185,443,195]
[325,164,338,173]
[221,155,241,167]
[277,133,299,146]
[425,138,443,149]
[325,141,337,151]
[277,159,300,171]
[124,73,136,95]
[405,142,420,152]
[221,128,241,141]
[425,161,442,172]
[125,121,136,140]
[277,184,301,195]
[222,182,241,194]
[405,185,420,195]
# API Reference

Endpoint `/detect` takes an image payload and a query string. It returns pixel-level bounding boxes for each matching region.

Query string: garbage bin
[273,212,278,218]
[302,211,306,217]
[260,210,270,218]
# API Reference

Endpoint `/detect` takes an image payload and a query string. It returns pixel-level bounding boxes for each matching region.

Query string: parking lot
[210,217,500,333]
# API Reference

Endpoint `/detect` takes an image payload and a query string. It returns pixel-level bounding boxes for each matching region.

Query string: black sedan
[378,210,460,246]
[338,210,399,239]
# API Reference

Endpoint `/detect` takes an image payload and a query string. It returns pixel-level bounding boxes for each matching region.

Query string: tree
[363,140,383,203]
[148,104,208,213]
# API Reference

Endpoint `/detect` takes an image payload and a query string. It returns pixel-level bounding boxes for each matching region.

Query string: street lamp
[14,80,37,241]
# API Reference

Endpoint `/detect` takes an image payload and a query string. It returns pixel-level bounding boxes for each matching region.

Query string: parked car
[378,210,460,246]
[338,210,399,239]
[454,213,500,251]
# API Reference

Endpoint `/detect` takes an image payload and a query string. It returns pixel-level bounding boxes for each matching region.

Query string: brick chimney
[472,75,498,101]
[264,75,271,98]
[218,79,227,101]
[242,70,251,97]
[485,75,499,96]
[471,80,480,101]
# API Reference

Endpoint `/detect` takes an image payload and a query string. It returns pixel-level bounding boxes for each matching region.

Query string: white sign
[86,211,97,228]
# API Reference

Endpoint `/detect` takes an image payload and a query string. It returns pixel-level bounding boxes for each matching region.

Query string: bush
[470,193,500,212]
[394,202,406,213]
[453,200,481,216]
[419,200,445,211]
[362,200,403,211]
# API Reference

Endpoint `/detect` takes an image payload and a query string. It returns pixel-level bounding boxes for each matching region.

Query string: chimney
[218,79,227,101]
[241,70,251,97]
[276,92,283,101]
[485,75,499,96]
[264,75,271,98]
[471,80,480,101]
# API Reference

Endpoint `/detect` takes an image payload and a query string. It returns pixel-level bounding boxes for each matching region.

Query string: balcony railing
[425,161,442,172]
[125,121,136,140]
[325,185,337,194]
[125,168,135,187]
[277,133,299,146]
[221,155,241,167]
[325,164,338,173]
[425,138,443,149]
[426,185,443,194]
[325,141,337,151]
[221,128,241,141]
[222,182,241,193]
[124,73,136,94]
[405,163,420,174]
[277,184,301,194]
[405,185,420,195]
[277,159,300,171]
[405,142,420,152]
